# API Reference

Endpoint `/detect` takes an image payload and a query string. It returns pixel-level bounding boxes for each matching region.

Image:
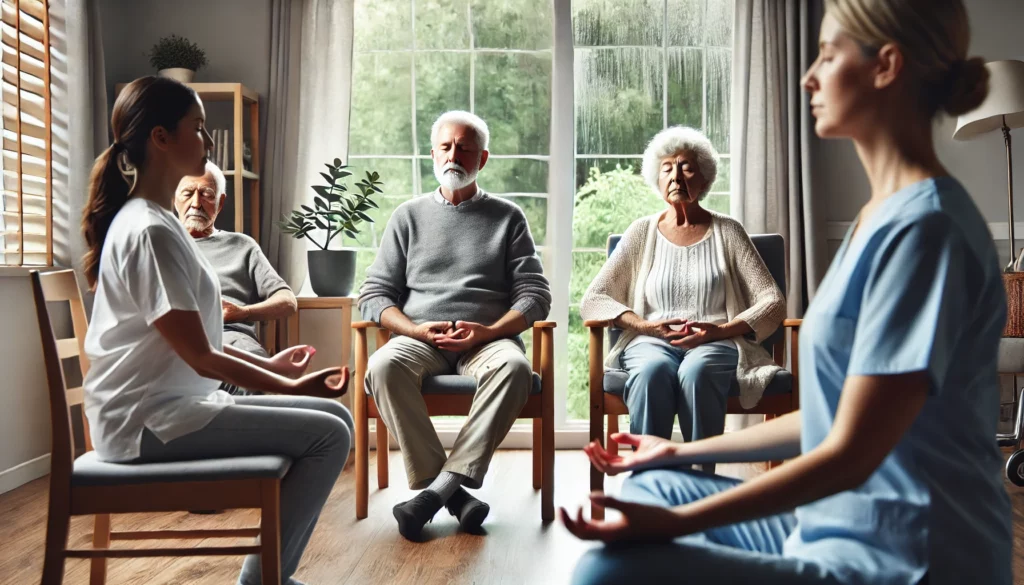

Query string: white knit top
[580,211,785,408]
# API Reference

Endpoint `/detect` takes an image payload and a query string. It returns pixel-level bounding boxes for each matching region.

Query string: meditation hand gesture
[413,321,456,346]
[222,299,250,323]
[268,345,315,379]
[434,320,494,353]
[560,495,685,543]
[641,318,690,342]
[291,366,349,398]
[583,433,680,475]
[669,321,724,349]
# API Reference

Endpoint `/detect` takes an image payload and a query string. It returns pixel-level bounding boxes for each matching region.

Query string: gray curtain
[51,0,107,300]
[730,0,825,317]
[261,0,355,291]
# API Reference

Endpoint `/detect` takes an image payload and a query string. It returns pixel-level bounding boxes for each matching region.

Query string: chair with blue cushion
[31,270,287,585]
[585,234,802,519]
[352,320,557,522]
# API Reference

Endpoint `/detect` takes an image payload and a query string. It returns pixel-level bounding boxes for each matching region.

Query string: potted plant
[148,35,208,83]
[278,158,383,297]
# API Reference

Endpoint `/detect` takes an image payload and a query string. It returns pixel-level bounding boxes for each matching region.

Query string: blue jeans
[620,342,737,471]
[571,469,841,585]
[136,395,353,585]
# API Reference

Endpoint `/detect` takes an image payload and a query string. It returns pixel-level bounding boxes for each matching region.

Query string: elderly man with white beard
[174,161,299,395]
[358,110,551,541]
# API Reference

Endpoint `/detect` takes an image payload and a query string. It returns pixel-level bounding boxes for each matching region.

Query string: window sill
[0,266,60,278]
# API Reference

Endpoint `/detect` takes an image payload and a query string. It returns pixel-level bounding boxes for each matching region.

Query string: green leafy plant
[278,158,383,250]
[148,35,208,71]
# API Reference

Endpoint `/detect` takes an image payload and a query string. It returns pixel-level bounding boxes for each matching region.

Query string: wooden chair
[352,321,557,521]
[585,234,803,519]
[31,270,288,585]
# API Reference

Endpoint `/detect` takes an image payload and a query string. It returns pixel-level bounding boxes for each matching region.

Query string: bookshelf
[114,82,261,240]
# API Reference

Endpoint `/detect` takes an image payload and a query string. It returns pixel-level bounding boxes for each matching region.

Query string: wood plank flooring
[0,451,1020,584]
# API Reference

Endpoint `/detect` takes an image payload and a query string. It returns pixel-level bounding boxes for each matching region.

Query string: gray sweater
[358,191,551,328]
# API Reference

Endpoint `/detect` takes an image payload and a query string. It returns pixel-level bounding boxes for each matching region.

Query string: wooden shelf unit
[114,82,261,240]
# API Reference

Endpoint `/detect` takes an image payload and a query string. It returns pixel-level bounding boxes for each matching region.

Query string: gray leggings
[137,395,354,585]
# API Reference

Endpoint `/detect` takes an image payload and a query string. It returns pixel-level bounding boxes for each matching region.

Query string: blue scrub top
[783,176,1012,585]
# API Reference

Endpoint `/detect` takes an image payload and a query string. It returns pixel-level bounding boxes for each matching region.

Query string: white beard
[434,161,478,191]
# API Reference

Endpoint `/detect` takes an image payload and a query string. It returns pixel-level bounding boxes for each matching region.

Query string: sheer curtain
[730,0,825,316]
[262,0,355,290]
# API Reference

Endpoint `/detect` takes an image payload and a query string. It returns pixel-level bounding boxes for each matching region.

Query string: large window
[349,0,733,428]
[0,0,52,266]
[348,0,553,296]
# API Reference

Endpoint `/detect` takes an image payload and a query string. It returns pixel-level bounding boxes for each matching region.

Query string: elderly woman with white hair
[580,126,784,465]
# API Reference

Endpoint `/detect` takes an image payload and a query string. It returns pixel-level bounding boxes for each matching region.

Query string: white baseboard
[0,453,50,495]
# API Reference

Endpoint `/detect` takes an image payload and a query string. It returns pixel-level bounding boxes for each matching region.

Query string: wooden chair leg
[541,327,555,523]
[606,415,619,457]
[260,480,282,585]
[354,330,369,520]
[376,419,389,489]
[89,514,111,585]
[41,496,70,585]
[532,418,542,490]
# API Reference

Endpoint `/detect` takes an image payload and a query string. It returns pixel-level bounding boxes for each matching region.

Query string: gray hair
[430,110,490,151]
[203,160,227,197]
[640,126,719,200]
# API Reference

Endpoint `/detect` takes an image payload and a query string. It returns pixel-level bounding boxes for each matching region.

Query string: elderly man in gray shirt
[358,111,551,541]
[175,162,299,395]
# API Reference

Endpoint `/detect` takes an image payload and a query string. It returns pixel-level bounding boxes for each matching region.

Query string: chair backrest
[606,232,786,352]
[30,270,92,484]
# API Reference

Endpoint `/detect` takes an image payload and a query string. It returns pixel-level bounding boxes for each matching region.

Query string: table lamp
[953,59,1024,271]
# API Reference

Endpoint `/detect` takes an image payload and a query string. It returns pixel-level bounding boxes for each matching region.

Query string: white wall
[0,276,54,493]
[817,0,1024,267]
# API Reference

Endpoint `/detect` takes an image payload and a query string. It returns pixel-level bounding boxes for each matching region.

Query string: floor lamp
[953,59,1024,271]
[954,60,1024,336]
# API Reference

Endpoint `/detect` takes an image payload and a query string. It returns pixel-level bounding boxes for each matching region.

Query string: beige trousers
[364,336,532,489]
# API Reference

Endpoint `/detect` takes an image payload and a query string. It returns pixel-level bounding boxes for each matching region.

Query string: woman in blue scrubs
[564,1,1011,584]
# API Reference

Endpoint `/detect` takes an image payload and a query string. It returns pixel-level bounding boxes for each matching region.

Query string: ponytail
[81,144,132,288]
[79,76,198,289]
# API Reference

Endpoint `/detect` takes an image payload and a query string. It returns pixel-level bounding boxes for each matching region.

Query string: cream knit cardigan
[580,211,786,409]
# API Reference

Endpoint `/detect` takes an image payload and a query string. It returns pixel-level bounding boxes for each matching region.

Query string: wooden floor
[0,450,1022,584]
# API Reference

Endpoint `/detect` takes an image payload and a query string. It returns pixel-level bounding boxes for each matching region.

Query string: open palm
[584,433,680,475]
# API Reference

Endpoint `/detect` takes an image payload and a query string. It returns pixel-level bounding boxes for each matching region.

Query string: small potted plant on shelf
[278,158,383,297]
[148,35,208,83]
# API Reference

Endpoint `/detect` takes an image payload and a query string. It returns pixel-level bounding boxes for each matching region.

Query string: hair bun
[943,57,989,117]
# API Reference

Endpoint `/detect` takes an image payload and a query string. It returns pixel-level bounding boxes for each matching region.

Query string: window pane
[350,53,413,155]
[355,0,411,51]
[575,48,664,155]
[471,0,552,50]
[423,157,548,194]
[571,250,605,304]
[566,309,589,421]
[666,0,704,47]
[501,195,548,246]
[703,194,729,214]
[475,52,552,155]
[342,158,415,247]
[706,48,731,152]
[710,157,730,193]
[706,0,734,47]
[667,48,703,130]
[575,156,641,189]
[572,0,662,47]
[416,0,471,49]
[573,160,665,248]
[416,52,472,154]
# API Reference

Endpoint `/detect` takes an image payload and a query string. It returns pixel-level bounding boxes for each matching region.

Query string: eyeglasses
[176,186,218,202]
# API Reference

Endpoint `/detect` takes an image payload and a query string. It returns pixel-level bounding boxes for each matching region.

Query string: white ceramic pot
[158,68,195,83]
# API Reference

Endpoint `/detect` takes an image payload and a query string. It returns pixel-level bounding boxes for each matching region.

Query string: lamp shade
[953,60,1024,140]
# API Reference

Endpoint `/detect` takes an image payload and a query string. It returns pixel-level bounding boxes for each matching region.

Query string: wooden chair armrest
[584,319,612,329]
[532,321,557,329]
[783,319,802,328]
[352,321,377,330]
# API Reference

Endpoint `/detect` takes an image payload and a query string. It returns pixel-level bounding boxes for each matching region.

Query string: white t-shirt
[83,197,233,462]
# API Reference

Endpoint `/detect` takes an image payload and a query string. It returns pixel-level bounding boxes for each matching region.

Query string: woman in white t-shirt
[80,76,351,585]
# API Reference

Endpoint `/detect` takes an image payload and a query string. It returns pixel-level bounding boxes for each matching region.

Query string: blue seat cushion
[603,368,792,398]
[71,451,292,487]
[365,372,543,396]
